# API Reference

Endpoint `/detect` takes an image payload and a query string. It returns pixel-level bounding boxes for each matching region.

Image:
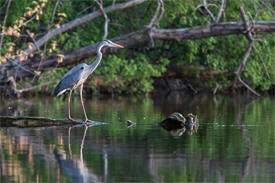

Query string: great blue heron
[53,40,124,123]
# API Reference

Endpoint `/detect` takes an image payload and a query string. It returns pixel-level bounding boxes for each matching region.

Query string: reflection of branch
[94,0,109,40]
[80,125,88,165]
[68,127,73,159]
[235,99,259,180]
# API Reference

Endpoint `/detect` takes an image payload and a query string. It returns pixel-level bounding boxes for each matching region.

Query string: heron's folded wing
[53,64,86,96]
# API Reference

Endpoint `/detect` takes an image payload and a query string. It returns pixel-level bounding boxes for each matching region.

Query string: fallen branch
[235,41,260,96]
[0,20,274,97]
[17,80,58,94]
[235,7,261,97]
[252,45,270,79]
[3,21,274,78]
[17,0,146,58]
[0,116,77,127]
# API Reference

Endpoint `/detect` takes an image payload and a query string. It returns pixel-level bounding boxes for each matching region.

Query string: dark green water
[0,93,274,182]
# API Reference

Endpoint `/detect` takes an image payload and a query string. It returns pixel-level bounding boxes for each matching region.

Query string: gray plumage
[53,63,89,96]
[53,40,124,123]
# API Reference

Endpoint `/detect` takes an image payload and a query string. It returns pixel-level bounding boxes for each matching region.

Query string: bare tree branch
[94,0,109,40]
[17,80,57,94]
[0,20,274,92]
[260,0,275,14]
[156,0,164,26]
[216,0,225,22]
[14,0,147,59]
[147,0,164,28]
[203,0,217,23]
[0,0,12,56]
[235,7,261,97]
[50,0,61,25]
[26,30,41,53]
[252,45,270,79]
[235,41,260,97]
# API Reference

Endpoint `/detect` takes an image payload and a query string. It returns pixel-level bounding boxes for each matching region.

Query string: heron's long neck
[88,44,104,73]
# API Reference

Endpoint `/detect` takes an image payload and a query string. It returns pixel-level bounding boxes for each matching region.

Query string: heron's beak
[112,42,124,48]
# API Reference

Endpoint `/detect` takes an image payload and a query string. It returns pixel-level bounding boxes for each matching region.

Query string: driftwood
[0,116,107,128]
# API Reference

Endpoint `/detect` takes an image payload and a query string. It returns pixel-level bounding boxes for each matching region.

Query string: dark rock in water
[159,112,199,136]
[127,120,136,128]
[160,112,186,131]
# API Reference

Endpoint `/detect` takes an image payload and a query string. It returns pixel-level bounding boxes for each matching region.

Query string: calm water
[0,93,274,182]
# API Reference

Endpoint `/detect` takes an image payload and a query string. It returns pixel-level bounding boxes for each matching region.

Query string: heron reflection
[54,124,108,183]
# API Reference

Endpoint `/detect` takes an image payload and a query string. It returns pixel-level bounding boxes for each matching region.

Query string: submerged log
[0,116,106,128]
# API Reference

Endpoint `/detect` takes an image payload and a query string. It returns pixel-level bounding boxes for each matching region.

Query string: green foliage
[0,0,274,94]
[95,54,169,94]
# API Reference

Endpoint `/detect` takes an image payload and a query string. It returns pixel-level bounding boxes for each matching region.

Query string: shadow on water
[0,92,274,182]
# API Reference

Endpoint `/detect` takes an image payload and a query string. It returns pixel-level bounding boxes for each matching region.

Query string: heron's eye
[80,67,84,70]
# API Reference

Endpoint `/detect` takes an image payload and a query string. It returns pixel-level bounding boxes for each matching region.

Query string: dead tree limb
[252,45,270,79]
[235,41,260,96]
[260,0,275,15]
[203,0,217,23]
[17,80,58,94]
[94,0,109,40]
[50,0,61,25]
[147,0,164,28]
[235,7,261,97]
[147,0,164,46]
[0,20,274,97]
[26,30,41,53]
[216,0,225,22]
[14,0,147,59]
[2,21,274,78]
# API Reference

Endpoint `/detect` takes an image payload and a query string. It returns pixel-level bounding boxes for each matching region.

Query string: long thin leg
[79,84,88,122]
[68,89,73,120]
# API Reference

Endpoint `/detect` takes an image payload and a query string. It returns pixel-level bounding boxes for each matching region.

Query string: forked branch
[235,7,262,97]
[147,0,164,28]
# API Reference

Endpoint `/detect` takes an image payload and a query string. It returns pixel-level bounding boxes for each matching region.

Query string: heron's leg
[68,89,73,120]
[80,84,88,122]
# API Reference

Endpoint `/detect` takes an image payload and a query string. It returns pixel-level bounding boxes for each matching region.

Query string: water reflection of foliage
[0,95,274,182]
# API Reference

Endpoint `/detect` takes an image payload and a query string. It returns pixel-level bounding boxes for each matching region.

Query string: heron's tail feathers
[52,82,67,96]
